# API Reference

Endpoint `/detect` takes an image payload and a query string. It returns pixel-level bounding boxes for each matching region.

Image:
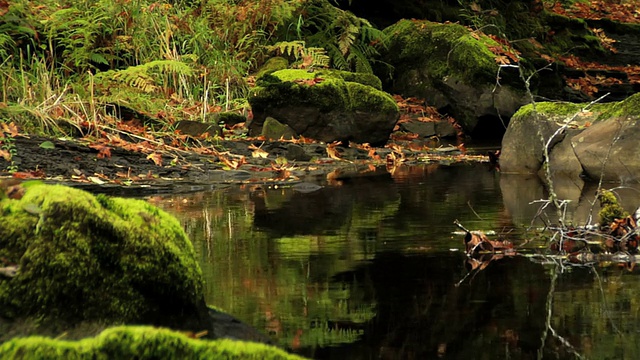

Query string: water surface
[153,163,640,359]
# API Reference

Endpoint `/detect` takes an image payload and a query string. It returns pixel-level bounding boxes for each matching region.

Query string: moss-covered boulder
[379,19,526,136]
[0,326,305,359]
[247,69,398,146]
[0,184,204,329]
[501,93,640,182]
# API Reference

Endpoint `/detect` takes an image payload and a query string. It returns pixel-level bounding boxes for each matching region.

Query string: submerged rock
[248,69,399,146]
[0,326,304,359]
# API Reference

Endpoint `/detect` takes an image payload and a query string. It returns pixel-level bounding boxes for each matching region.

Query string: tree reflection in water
[155,163,640,359]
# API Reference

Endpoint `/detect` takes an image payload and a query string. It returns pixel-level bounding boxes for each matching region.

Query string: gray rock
[286,144,312,161]
[501,93,640,182]
[399,121,436,137]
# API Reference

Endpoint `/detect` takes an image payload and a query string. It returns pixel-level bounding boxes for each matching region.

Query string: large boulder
[0,183,269,345]
[379,19,527,136]
[0,183,205,327]
[247,69,399,146]
[501,93,640,182]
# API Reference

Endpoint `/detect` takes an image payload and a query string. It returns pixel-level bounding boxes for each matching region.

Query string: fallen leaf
[147,153,163,166]
[0,149,10,161]
[39,141,55,149]
[326,141,342,160]
[1,122,19,137]
[248,144,269,158]
[88,176,105,185]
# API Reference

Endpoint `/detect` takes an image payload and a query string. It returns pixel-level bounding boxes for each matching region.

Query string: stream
[153,163,640,359]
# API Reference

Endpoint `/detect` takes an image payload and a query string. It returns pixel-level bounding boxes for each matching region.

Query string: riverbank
[0,133,493,195]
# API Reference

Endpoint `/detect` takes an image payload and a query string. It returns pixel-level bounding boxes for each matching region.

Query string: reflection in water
[152,164,640,359]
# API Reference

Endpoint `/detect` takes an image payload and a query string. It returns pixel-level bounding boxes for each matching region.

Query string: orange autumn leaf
[326,141,342,160]
[0,148,11,161]
[494,55,511,65]
[248,144,269,158]
[147,153,163,166]
[1,122,19,137]
[89,144,112,159]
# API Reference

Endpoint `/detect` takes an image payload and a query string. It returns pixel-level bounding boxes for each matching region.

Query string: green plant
[0,123,18,173]
[298,0,388,73]
[265,40,330,68]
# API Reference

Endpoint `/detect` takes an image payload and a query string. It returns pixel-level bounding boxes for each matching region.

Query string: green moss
[513,101,584,119]
[262,117,297,140]
[327,70,382,90]
[268,69,382,90]
[514,93,640,122]
[0,184,203,324]
[598,190,628,227]
[255,57,289,79]
[249,72,397,114]
[383,19,500,83]
[0,326,306,360]
[541,11,606,57]
[345,82,397,113]
[597,92,640,119]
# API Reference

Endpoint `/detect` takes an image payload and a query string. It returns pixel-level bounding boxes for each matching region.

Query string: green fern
[266,41,330,69]
[95,60,194,94]
[306,47,330,68]
[301,0,387,73]
[266,40,307,59]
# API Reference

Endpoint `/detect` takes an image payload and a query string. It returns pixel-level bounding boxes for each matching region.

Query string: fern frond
[95,60,194,94]
[337,24,358,56]
[266,40,306,59]
[347,46,372,74]
[325,43,349,70]
[306,47,330,68]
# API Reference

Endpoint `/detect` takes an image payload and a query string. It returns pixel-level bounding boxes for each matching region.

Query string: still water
[152,163,640,360]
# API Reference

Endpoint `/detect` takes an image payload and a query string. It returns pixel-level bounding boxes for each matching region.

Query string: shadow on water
[154,163,640,359]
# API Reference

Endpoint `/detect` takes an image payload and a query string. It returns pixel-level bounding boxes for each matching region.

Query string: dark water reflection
[152,164,640,359]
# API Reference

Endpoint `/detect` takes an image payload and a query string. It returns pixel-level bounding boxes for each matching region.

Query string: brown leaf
[89,144,112,159]
[1,122,19,137]
[494,55,511,65]
[0,148,11,161]
[147,153,163,166]
[248,144,269,158]
[326,141,342,160]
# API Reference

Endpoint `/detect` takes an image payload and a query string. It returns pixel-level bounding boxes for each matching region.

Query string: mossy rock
[255,57,290,79]
[0,184,203,326]
[249,69,398,146]
[380,19,526,134]
[0,326,305,360]
[501,93,640,182]
[261,117,297,140]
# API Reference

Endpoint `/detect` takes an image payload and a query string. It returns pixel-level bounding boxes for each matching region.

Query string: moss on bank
[0,326,305,360]
[0,184,203,325]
